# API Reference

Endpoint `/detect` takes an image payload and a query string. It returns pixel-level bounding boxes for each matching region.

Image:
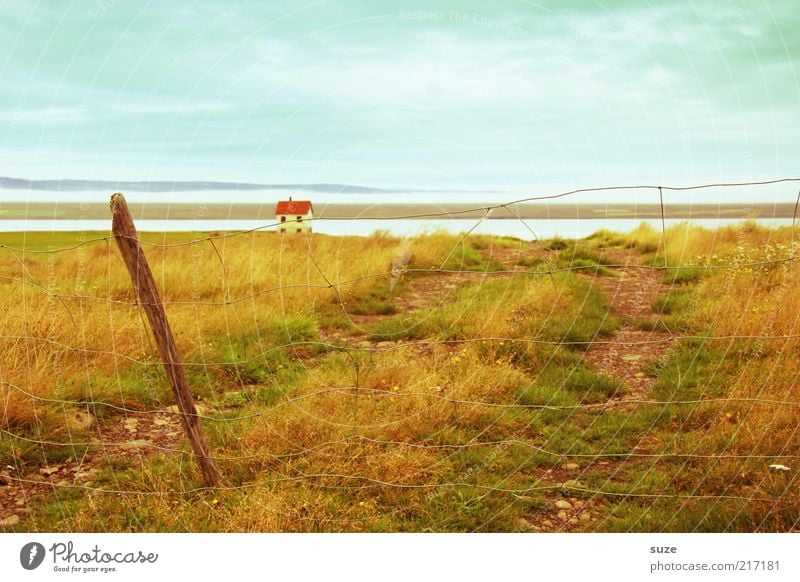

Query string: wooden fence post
[110,193,221,487]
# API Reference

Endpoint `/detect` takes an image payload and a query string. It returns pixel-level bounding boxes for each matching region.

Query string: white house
[275,197,313,234]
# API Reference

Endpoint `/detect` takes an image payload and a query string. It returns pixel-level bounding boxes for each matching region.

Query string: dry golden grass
[1,223,798,532]
[0,231,407,423]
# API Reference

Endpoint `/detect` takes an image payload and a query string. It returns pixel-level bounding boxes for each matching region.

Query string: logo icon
[20,542,46,570]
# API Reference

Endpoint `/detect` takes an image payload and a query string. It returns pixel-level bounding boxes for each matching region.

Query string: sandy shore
[0,202,796,220]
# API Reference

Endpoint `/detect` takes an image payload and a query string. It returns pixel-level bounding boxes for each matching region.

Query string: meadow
[0,221,797,532]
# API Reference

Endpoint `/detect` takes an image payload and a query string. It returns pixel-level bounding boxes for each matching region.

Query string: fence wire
[1,177,799,532]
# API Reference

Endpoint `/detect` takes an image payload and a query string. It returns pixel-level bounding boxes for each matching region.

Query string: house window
[280,216,286,223]
[297,215,302,222]
[297,229,301,233]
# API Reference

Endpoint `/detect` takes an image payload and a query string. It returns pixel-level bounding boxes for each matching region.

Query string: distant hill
[0,177,398,193]
[0,177,502,195]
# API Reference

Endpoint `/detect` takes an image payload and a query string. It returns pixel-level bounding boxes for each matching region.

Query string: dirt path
[474,243,675,403]
[524,247,677,532]
[581,248,675,404]
[337,249,527,346]
[0,409,188,528]
[349,270,470,328]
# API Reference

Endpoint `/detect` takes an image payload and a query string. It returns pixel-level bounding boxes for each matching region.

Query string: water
[0,217,794,239]
[2,184,796,205]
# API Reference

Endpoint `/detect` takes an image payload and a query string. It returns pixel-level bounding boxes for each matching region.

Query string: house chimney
[289,196,292,202]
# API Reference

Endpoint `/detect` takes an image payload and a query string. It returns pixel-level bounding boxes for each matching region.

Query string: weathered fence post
[110,193,221,487]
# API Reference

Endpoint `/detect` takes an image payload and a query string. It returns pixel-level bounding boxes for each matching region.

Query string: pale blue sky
[1,0,798,201]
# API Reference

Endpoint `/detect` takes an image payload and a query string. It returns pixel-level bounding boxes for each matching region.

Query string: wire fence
[1,177,799,531]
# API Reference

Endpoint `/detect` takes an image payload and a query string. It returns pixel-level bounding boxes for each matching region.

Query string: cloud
[0,0,797,188]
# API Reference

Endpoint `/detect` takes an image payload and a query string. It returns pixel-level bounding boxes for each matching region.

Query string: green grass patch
[550,241,618,276]
[367,273,619,345]
[528,363,625,404]
[343,286,399,316]
[200,314,318,385]
[468,234,525,251]
[586,226,661,253]
[649,256,706,284]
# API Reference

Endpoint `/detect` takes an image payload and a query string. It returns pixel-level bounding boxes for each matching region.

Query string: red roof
[275,199,313,215]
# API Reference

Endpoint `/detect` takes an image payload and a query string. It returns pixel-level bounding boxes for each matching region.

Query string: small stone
[622,354,641,362]
[580,512,592,522]
[65,411,96,432]
[56,480,70,487]
[119,439,153,452]
[563,463,580,471]
[542,519,554,527]
[555,499,573,510]
[568,518,579,525]
[634,372,646,379]
[563,479,584,489]
[39,466,60,477]
[153,418,170,427]
[0,515,20,528]
[575,500,584,508]
[15,499,26,507]
[557,510,568,521]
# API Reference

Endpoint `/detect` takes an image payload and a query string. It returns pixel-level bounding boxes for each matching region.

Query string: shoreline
[0,202,796,221]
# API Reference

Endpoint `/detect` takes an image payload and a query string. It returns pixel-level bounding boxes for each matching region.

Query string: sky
[0,0,798,203]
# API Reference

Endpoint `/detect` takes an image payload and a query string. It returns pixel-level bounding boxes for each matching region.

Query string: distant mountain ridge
[0,177,502,194]
[0,177,394,193]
